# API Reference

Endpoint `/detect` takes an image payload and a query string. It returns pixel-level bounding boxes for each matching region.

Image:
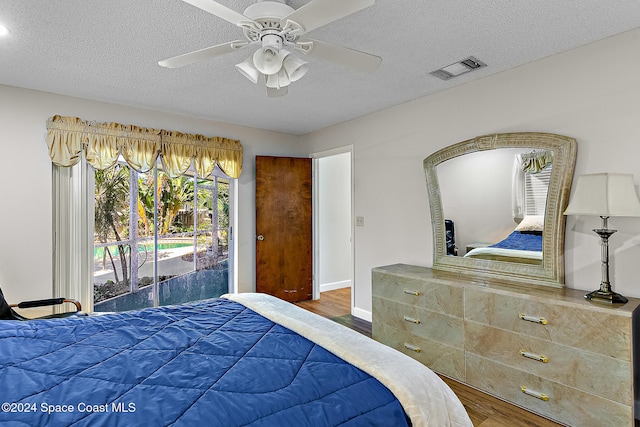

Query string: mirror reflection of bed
[438,147,552,265]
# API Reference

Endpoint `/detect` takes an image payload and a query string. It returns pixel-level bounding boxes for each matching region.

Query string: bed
[0,293,471,427]
[464,215,543,264]
[464,230,543,264]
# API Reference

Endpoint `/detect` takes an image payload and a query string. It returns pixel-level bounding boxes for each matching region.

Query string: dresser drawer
[373,296,464,348]
[465,321,632,405]
[465,286,633,360]
[466,353,631,427]
[372,270,464,317]
[373,321,465,380]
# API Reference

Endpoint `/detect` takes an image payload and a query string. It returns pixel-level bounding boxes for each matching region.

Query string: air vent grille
[430,56,487,80]
[430,69,454,80]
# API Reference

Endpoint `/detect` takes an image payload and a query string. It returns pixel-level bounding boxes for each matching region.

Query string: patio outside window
[93,161,231,312]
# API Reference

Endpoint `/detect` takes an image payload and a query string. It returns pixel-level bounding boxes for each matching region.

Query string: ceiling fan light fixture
[265,68,291,89]
[253,34,285,74]
[282,51,309,82]
[253,48,282,75]
[266,86,288,97]
[235,56,260,84]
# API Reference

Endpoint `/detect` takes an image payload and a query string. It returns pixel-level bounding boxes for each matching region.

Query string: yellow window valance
[46,115,243,179]
[520,149,553,174]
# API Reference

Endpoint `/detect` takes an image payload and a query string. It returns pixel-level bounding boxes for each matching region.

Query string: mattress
[0,293,471,427]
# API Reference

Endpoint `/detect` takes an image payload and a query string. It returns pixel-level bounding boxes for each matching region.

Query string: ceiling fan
[158,0,382,97]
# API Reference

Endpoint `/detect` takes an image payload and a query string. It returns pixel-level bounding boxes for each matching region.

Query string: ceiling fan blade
[282,0,375,35]
[304,39,381,72]
[158,41,248,68]
[181,0,250,27]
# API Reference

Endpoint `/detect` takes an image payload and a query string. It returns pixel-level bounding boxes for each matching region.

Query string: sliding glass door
[93,161,232,312]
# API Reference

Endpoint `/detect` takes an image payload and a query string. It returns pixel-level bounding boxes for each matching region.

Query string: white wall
[0,85,304,303]
[301,28,640,318]
[317,152,352,291]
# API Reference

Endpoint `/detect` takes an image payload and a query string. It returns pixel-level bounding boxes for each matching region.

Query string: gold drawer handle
[403,289,421,296]
[403,315,421,324]
[520,350,549,363]
[403,343,421,353]
[521,386,549,401]
[519,313,548,325]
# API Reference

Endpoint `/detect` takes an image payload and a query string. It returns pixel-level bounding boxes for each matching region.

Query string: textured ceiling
[1,1,640,135]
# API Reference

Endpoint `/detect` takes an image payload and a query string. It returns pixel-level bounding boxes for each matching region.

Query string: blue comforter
[490,230,542,252]
[0,299,409,427]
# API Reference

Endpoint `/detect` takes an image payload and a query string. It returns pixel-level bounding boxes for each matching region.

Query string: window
[92,161,232,312]
[47,115,242,313]
[524,165,552,216]
[512,149,553,221]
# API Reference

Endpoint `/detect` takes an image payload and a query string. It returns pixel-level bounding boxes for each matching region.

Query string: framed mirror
[424,132,577,288]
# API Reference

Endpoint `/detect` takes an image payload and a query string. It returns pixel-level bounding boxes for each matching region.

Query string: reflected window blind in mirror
[525,166,552,216]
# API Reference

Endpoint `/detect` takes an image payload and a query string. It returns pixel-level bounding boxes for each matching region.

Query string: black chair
[445,219,458,256]
[0,287,85,320]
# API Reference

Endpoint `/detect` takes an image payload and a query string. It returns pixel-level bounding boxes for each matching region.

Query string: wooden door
[255,156,312,302]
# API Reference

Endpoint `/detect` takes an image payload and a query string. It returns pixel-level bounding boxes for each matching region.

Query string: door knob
[257,235,264,241]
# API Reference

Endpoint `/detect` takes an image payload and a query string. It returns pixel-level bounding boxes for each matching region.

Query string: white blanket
[465,247,542,260]
[223,293,472,427]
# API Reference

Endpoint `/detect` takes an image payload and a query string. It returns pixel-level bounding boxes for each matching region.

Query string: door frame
[311,145,355,312]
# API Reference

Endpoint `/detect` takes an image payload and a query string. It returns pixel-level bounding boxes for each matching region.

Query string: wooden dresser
[372,263,640,427]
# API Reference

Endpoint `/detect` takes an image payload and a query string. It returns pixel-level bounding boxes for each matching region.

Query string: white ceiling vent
[430,56,487,80]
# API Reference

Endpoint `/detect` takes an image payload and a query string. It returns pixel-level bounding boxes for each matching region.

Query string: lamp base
[584,289,628,305]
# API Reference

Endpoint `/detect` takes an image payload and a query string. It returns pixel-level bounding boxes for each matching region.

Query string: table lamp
[564,173,640,304]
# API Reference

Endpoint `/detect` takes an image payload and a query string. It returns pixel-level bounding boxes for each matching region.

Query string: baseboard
[319,280,351,293]
[352,306,372,322]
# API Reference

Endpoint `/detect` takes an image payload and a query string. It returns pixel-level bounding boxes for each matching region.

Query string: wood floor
[295,288,562,427]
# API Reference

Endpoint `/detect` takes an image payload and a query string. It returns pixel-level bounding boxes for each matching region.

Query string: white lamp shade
[564,173,640,217]
[265,68,291,90]
[253,34,285,75]
[235,56,260,84]
[282,52,309,82]
[266,86,288,97]
[254,47,283,75]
